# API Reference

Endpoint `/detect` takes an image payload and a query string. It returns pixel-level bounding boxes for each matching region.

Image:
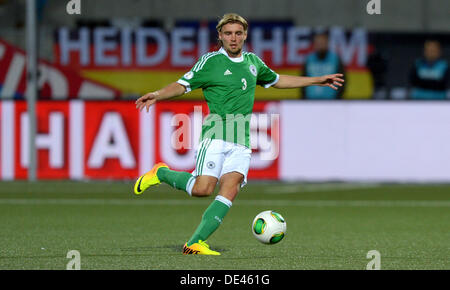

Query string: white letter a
[366,0,381,15]
[87,112,136,169]
[66,0,81,15]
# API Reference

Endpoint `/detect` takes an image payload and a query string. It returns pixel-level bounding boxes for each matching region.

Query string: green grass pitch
[0,181,448,270]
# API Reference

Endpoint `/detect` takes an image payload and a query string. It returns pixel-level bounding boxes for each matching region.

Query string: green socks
[187,195,232,246]
[156,167,196,195]
[156,168,233,246]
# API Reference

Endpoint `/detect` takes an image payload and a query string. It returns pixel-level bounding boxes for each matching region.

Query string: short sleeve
[254,55,279,88]
[177,53,216,93]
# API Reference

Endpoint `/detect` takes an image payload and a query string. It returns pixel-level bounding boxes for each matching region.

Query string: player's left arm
[254,54,344,90]
[273,74,345,90]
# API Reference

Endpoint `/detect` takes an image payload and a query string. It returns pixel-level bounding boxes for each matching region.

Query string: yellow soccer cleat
[182,240,221,256]
[134,162,169,195]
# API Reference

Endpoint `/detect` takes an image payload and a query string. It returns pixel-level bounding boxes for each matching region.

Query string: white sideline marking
[0,199,448,207]
[262,183,381,194]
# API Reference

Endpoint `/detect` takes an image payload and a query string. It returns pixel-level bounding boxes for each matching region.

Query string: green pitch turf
[0,181,448,270]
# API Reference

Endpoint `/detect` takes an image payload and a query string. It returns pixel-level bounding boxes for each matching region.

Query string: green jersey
[177,47,279,148]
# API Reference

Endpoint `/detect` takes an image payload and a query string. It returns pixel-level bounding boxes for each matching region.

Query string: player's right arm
[136,82,186,112]
[136,52,214,112]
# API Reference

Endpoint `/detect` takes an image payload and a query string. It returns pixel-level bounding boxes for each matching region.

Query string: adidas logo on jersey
[224,69,232,75]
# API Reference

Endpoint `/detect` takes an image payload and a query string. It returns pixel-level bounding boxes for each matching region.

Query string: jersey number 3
[241,78,247,90]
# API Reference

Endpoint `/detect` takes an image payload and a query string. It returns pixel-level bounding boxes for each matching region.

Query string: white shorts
[192,138,252,187]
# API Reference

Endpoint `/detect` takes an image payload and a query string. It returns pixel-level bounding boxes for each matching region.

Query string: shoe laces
[198,240,210,248]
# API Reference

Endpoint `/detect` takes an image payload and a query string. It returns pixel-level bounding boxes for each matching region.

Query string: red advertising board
[14,101,70,179]
[0,100,280,180]
[83,102,140,179]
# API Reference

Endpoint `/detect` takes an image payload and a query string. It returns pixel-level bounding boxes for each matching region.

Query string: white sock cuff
[185,176,195,196]
[215,195,232,208]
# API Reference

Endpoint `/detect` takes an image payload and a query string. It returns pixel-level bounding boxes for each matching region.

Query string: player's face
[219,23,247,57]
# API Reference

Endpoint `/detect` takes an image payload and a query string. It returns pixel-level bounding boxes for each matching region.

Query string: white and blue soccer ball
[252,210,287,244]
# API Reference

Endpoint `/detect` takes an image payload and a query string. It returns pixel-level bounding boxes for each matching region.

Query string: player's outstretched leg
[182,172,243,255]
[182,195,232,255]
[134,163,196,195]
[183,195,232,255]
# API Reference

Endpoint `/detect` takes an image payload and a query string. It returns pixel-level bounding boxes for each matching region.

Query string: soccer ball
[252,210,286,244]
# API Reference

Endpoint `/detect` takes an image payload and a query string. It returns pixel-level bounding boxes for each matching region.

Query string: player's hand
[136,91,159,112]
[317,74,345,90]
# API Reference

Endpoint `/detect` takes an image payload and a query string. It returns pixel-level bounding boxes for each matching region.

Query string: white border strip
[69,101,84,179]
[139,106,154,175]
[1,101,15,180]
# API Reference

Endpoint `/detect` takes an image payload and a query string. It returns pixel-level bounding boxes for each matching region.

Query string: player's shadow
[120,244,229,253]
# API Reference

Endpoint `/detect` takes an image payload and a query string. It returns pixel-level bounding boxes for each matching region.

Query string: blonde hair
[216,13,248,47]
[216,13,248,33]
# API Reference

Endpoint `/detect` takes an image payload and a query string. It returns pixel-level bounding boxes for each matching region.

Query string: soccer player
[134,13,344,255]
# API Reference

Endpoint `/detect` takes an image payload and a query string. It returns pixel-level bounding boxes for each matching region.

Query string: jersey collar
[219,47,244,63]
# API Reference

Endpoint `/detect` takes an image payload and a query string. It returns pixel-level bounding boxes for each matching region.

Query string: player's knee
[192,184,215,197]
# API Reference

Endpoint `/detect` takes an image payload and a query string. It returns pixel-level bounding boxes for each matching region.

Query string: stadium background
[0,0,449,271]
[0,0,449,182]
